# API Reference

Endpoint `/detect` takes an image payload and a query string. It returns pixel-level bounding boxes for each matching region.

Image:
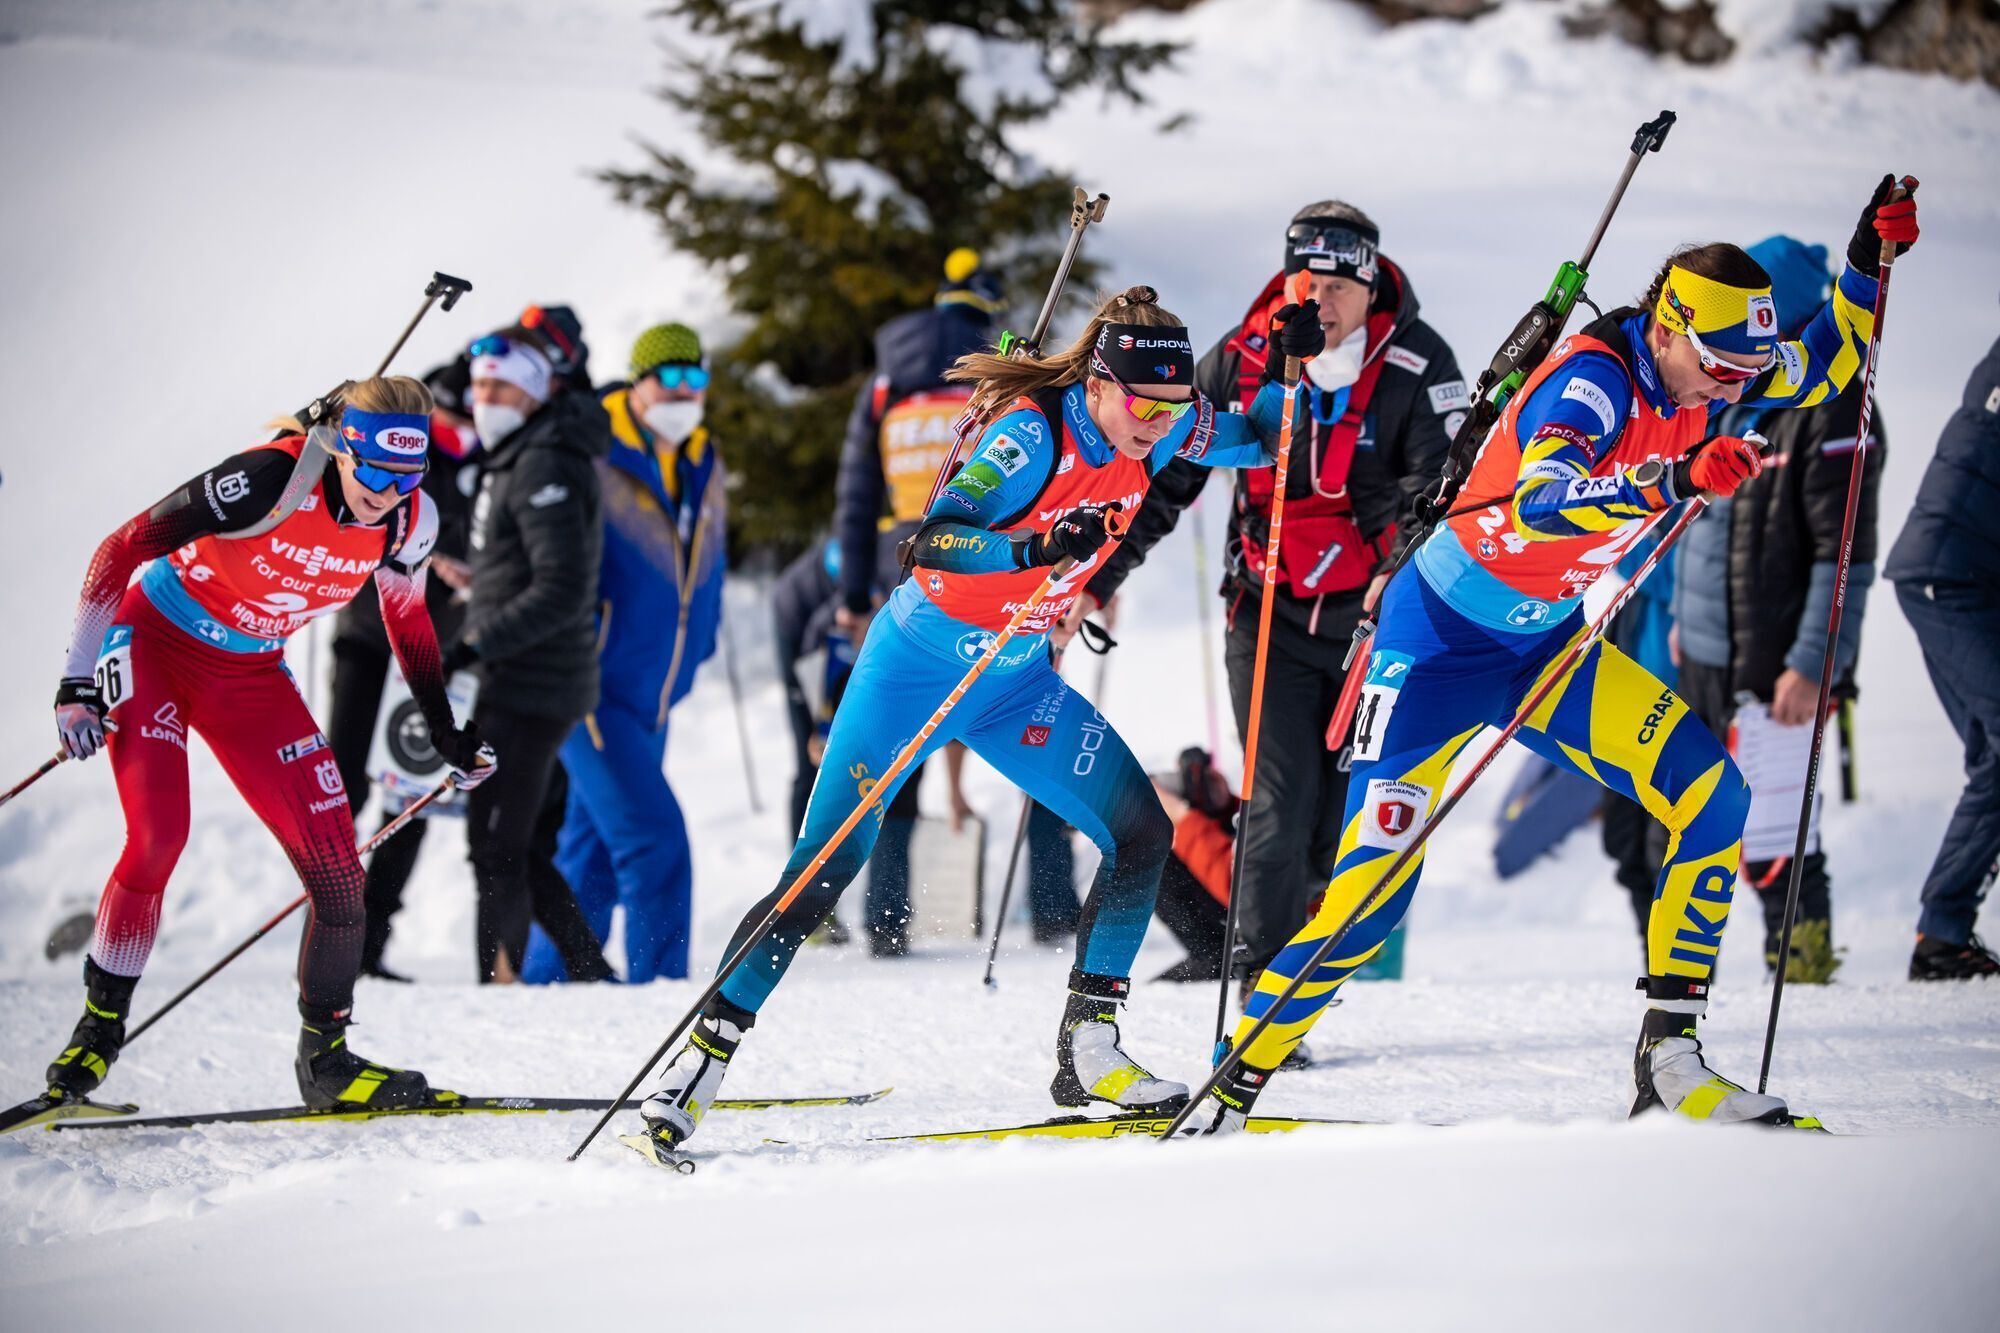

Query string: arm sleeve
[62,449,295,677]
[377,565,456,740]
[462,452,598,662]
[1507,355,1673,540]
[907,408,1055,576]
[834,377,890,613]
[1785,560,1872,681]
[1746,264,1880,411]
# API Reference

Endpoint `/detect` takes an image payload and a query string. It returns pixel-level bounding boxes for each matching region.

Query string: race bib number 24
[1349,648,1414,765]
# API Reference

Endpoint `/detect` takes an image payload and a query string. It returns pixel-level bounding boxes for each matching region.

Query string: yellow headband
[1654,264,1779,356]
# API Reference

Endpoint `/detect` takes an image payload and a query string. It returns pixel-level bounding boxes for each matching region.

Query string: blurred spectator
[1149,747,1238,983]
[522,323,726,983]
[1671,235,1884,982]
[1885,329,2000,980]
[449,324,612,982]
[323,358,483,980]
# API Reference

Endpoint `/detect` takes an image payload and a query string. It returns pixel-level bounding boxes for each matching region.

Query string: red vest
[168,435,418,642]
[921,393,1150,635]
[1229,270,1395,598]
[1441,328,1707,606]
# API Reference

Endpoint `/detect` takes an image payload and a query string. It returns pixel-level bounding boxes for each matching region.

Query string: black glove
[1264,300,1325,383]
[431,720,498,790]
[1023,504,1120,567]
[441,640,481,676]
[1846,173,1919,277]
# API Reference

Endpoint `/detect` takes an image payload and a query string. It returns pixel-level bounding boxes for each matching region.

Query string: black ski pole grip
[1633,110,1676,154]
[428,271,474,310]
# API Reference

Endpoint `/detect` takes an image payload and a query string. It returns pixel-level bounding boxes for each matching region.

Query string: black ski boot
[1909,933,2000,981]
[45,958,137,1098]
[1051,970,1188,1112]
[295,1005,432,1110]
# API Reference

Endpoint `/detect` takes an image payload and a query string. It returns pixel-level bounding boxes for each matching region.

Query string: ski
[784,1110,1378,1145]
[1,1092,141,1136]
[618,1130,697,1174]
[48,1086,891,1132]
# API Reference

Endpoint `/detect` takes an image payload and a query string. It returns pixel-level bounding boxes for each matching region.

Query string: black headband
[1285,216,1380,282]
[1091,322,1195,387]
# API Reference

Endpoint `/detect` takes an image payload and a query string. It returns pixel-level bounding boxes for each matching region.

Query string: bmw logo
[1505,600,1552,627]
[194,619,229,644]
[957,630,999,662]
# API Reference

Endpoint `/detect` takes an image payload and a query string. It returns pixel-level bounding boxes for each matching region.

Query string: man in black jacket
[1081,201,1464,981]
[1886,329,2000,980]
[449,327,612,982]
[1670,236,1883,981]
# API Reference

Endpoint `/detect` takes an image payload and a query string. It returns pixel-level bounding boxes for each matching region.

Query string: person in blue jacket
[623,285,1325,1155]
[522,323,726,983]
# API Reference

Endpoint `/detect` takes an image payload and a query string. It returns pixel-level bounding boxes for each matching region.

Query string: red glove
[1673,436,1765,499]
[1846,174,1919,276]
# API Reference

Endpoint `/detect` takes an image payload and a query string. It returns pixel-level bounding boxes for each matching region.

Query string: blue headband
[337,409,431,464]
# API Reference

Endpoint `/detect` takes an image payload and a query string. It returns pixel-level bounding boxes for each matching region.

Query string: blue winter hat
[1745,235,1831,339]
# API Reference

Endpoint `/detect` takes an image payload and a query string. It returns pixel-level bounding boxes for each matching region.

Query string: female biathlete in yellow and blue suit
[625,287,1327,1154]
[1188,178,1920,1131]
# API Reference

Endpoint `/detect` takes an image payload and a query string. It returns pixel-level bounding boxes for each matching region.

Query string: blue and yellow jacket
[588,387,727,733]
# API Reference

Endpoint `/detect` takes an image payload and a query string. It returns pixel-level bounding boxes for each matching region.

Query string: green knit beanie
[630,323,704,379]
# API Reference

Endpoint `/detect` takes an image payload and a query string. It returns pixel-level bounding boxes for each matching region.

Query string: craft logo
[1636,687,1677,744]
[277,732,327,764]
[1662,282,1696,331]
[314,758,343,797]
[1020,725,1050,747]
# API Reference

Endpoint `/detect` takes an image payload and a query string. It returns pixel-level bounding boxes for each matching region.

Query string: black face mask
[1091,322,1195,387]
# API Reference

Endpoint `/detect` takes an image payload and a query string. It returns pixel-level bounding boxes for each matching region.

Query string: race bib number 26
[95,625,135,713]
[1349,648,1414,765]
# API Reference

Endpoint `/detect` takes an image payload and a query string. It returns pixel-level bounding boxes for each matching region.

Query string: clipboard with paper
[1730,699,1821,863]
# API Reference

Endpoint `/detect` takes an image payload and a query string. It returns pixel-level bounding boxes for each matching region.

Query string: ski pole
[0,751,64,812]
[124,773,458,1044]
[568,517,1128,1161]
[1163,497,1704,1138]
[1212,303,1306,1055]
[719,609,764,814]
[981,795,1035,989]
[1758,179,1912,1093]
[373,272,473,378]
[922,188,1109,515]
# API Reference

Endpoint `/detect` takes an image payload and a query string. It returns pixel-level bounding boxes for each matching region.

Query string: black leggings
[465,705,610,982]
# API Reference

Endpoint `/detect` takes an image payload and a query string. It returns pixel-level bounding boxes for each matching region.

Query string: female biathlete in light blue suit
[629,286,1326,1153]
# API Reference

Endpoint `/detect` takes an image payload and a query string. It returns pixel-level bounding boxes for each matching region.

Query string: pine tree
[604,1,1180,553]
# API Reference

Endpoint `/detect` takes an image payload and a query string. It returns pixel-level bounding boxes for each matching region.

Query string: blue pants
[522,704,692,983]
[714,616,1172,1014]
[1899,580,2000,943]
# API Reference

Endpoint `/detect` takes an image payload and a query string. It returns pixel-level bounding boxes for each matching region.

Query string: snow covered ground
[2,2,1998,1328]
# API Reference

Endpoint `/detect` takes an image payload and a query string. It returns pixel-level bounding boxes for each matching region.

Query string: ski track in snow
[2,1,1999,1327]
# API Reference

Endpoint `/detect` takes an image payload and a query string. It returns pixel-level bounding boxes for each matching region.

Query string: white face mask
[643,399,704,443]
[472,402,527,446]
[1304,325,1367,392]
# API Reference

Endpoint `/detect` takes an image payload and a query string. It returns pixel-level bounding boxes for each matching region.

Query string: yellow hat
[1654,264,1780,356]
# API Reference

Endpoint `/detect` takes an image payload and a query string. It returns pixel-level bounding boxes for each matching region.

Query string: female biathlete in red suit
[44,375,496,1111]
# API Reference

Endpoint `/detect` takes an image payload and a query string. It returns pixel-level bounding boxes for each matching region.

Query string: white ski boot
[1051,970,1189,1113]
[637,1011,746,1150]
[1630,977,1798,1125]
[1173,1061,1271,1137]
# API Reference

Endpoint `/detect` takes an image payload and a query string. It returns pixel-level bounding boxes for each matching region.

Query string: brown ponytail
[946,285,1183,415]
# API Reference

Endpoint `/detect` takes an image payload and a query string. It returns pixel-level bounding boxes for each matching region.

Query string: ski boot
[1174,1061,1272,1137]
[1051,969,1189,1113]
[636,1004,750,1152]
[1909,933,2000,981]
[1629,978,1796,1126]
[295,1005,432,1110]
[45,958,138,1099]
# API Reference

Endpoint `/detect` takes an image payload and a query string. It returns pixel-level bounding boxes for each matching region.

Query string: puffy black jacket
[1885,333,2000,590]
[834,301,996,614]
[1679,380,1885,701]
[462,391,609,719]
[1085,256,1463,638]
